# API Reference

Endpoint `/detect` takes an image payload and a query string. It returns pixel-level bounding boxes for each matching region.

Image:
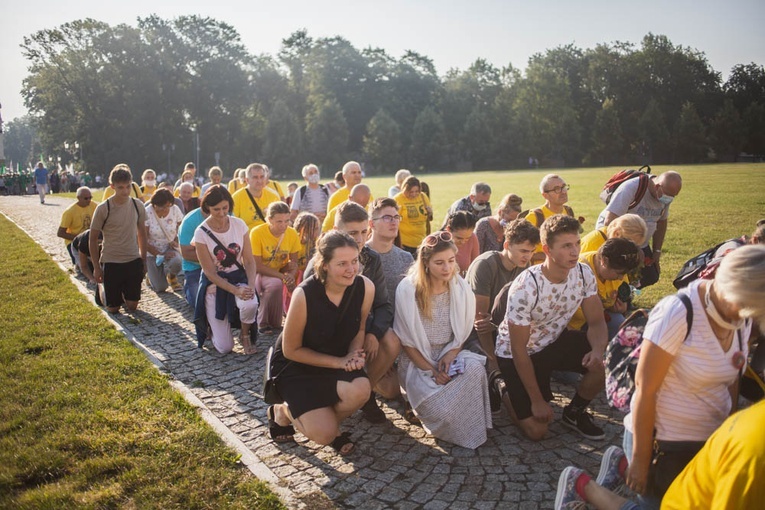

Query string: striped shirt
[625,280,750,441]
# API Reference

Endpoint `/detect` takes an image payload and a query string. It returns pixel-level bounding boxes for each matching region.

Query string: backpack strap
[563,205,574,218]
[676,292,694,342]
[599,228,608,242]
[200,225,246,273]
[629,173,652,210]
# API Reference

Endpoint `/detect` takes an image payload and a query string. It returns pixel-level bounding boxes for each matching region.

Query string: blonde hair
[409,236,458,319]
[294,212,320,261]
[498,193,523,214]
[266,201,290,219]
[208,166,223,179]
[715,245,765,327]
[608,214,648,246]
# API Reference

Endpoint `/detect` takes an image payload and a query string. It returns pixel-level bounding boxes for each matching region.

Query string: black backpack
[672,237,747,290]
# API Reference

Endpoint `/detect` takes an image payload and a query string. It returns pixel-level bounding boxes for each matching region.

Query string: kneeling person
[496,215,608,441]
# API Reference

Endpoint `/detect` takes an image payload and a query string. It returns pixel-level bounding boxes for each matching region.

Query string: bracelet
[653,249,662,253]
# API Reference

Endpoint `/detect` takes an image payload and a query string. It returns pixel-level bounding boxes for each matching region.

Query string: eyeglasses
[372,214,402,223]
[423,231,453,246]
[543,184,570,194]
[80,196,93,200]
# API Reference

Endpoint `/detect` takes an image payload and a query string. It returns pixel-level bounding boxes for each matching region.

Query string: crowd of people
[53,159,765,507]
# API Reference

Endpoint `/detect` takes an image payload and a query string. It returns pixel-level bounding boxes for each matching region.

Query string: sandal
[330,431,355,456]
[240,334,257,355]
[403,402,422,426]
[267,406,295,443]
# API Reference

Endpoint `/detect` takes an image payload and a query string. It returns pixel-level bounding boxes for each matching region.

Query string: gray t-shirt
[372,244,414,309]
[91,197,146,263]
[466,251,525,307]
[596,176,669,247]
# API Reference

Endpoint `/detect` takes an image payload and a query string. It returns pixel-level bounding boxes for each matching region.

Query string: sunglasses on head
[423,231,453,247]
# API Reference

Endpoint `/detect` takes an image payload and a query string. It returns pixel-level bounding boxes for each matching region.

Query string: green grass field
[0,215,283,509]
[361,163,765,307]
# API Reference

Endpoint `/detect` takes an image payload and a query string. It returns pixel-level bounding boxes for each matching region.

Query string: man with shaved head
[596,170,683,288]
[326,161,371,213]
[322,183,372,232]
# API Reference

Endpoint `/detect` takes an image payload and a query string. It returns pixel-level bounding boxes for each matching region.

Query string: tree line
[6,15,765,178]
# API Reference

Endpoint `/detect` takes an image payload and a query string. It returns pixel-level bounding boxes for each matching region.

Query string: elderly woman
[475,193,523,254]
[201,166,224,196]
[249,202,300,334]
[175,182,200,215]
[389,169,411,197]
[227,168,247,195]
[555,245,765,510]
[174,169,201,198]
[192,186,259,355]
[145,188,184,292]
[267,231,375,454]
[394,176,433,254]
[393,230,491,449]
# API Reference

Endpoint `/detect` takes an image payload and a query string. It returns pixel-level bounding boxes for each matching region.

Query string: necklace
[208,216,229,232]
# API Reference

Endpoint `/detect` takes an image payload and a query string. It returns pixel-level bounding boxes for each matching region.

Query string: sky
[2,0,764,123]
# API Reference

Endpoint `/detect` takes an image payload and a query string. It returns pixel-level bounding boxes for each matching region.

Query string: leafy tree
[462,105,494,169]
[263,100,303,176]
[637,99,669,163]
[304,94,349,170]
[362,108,402,174]
[709,99,744,161]
[409,106,446,170]
[590,99,625,166]
[724,63,765,113]
[742,102,765,156]
[673,102,707,163]
[3,116,38,168]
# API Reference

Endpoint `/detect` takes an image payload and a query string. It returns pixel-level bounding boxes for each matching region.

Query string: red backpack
[599,165,652,210]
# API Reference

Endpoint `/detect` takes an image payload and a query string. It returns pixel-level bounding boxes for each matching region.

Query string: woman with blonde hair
[581,213,647,254]
[475,193,524,253]
[393,231,491,449]
[139,169,158,202]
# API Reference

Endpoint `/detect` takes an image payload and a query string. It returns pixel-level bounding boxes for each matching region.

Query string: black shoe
[361,394,386,423]
[488,370,504,413]
[562,408,605,440]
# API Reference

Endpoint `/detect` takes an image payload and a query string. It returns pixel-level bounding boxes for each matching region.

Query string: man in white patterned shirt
[495,215,608,441]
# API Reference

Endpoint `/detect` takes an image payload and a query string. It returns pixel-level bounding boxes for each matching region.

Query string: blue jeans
[184,268,201,307]
[623,428,661,510]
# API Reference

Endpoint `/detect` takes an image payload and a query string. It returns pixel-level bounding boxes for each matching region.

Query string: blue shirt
[179,208,204,272]
[34,167,49,185]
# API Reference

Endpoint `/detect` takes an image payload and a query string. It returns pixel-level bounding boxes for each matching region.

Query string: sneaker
[554,466,587,510]
[562,408,605,440]
[361,394,386,424]
[596,446,627,493]
[488,370,504,413]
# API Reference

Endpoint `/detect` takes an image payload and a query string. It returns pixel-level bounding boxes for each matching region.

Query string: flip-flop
[330,432,355,456]
[267,406,295,443]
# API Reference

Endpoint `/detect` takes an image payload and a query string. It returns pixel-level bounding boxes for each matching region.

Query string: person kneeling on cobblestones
[192,186,259,355]
[89,164,148,314]
[495,215,608,442]
[145,188,184,293]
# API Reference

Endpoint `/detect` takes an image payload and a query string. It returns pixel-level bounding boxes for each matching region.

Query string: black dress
[271,274,367,419]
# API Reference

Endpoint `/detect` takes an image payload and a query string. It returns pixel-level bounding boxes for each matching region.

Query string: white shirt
[145,204,183,253]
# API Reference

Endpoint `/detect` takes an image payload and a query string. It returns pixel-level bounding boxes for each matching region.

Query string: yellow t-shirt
[525,204,575,264]
[173,185,201,198]
[249,224,300,271]
[662,400,765,510]
[394,191,432,248]
[296,241,312,272]
[139,184,156,203]
[327,187,350,212]
[568,251,627,330]
[267,180,285,200]
[580,227,609,254]
[232,187,281,230]
[322,204,340,233]
[102,182,142,201]
[60,201,99,244]
[228,179,246,195]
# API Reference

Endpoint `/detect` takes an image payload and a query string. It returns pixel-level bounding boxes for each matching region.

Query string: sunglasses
[423,231,453,247]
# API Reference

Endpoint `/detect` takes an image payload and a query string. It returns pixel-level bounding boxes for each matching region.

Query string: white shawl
[393,274,485,409]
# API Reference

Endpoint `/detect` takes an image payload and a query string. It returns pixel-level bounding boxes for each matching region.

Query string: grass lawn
[361,162,765,307]
[0,215,283,509]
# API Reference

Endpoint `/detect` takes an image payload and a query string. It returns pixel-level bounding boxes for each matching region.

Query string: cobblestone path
[1,194,629,509]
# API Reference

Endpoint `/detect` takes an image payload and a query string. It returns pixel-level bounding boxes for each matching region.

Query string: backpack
[604,293,692,413]
[102,196,142,229]
[519,205,576,227]
[672,237,747,290]
[298,183,329,201]
[599,165,652,209]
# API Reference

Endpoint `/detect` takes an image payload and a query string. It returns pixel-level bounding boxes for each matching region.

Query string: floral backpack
[604,293,693,412]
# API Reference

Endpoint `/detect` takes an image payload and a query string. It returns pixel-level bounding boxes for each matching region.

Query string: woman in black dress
[267,231,374,455]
